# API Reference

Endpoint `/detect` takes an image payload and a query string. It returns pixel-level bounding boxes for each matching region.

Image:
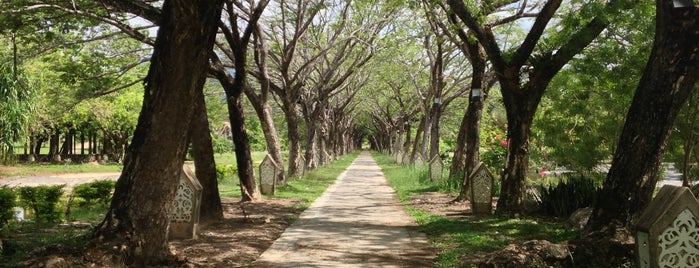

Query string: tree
[448,0,628,214]
[209,0,269,201]
[252,0,326,178]
[0,56,33,164]
[584,0,699,237]
[92,0,223,264]
[534,3,653,172]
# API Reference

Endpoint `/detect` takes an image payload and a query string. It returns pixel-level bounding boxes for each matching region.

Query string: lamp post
[470,88,482,102]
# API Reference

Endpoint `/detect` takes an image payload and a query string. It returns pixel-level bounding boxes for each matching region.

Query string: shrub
[0,186,16,228]
[72,180,116,206]
[18,185,64,224]
[539,175,600,217]
[216,164,237,182]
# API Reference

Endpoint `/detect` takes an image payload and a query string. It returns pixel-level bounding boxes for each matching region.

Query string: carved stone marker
[469,162,494,214]
[414,154,426,167]
[169,166,203,239]
[402,153,410,167]
[260,154,279,195]
[636,185,699,268]
[429,155,443,182]
[396,151,403,165]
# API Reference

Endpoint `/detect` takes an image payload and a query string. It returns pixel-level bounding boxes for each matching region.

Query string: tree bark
[92,0,223,265]
[584,1,699,235]
[284,100,303,178]
[190,89,223,223]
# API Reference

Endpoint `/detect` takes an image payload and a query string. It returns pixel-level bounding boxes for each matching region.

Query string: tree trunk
[257,103,285,184]
[454,39,487,201]
[92,0,223,265]
[226,94,260,201]
[411,117,425,162]
[304,121,319,170]
[284,100,303,178]
[495,101,536,215]
[584,1,699,235]
[429,104,441,160]
[49,128,59,159]
[190,89,223,223]
[61,128,74,157]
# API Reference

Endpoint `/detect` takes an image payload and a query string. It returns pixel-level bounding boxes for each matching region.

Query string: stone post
[635,185,699,268]
[469,162,494,215]
[169,166,203,239]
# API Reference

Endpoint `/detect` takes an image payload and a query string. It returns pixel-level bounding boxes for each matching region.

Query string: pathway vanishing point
[254,151,436,267]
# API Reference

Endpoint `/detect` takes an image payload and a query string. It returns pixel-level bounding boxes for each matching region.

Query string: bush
[539,175,599,217]
[72,180,116,206]
[216,164,237,182]
[0,186,16,228]
[17,185,64,224]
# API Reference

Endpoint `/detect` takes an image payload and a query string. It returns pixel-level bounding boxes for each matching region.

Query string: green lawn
[371,151,577,267]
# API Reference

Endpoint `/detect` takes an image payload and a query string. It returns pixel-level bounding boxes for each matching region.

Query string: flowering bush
[481,133,507,175]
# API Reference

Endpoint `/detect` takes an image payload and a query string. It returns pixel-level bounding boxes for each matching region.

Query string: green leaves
[0,58,34,163]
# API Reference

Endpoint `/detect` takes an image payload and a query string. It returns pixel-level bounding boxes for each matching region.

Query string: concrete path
[254,151,436,267]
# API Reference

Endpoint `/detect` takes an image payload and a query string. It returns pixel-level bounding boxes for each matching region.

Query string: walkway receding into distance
[254,151,436,267]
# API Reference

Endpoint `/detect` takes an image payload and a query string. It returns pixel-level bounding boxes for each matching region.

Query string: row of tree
[0,0,697,265]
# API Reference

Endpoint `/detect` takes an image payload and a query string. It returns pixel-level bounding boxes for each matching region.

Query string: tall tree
[253,0,326,178]
[210,0,269,201]
[92,0,223,265]
[584,0,699,236]
[448,0,628,214]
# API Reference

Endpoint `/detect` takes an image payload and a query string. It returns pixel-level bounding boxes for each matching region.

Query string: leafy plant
[539,175,600,217]
[0,186,17,228]
[72,180,115,206]
[216,164,237,182]
[17,185,64,224]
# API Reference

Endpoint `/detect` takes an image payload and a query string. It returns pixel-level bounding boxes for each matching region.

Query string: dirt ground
[14,197,302,267]
[15,192,460,267]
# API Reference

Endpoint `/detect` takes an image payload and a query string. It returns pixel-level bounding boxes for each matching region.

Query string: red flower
[500,141,508,148]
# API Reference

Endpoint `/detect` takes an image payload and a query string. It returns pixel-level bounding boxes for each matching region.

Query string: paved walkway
[254,151,436,267]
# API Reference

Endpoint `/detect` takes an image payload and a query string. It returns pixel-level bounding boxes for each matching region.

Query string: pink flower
[495,134,503,140]
[500,141,508,148]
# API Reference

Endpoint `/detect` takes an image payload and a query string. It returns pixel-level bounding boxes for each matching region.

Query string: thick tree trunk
[454,40,487,201]
[257,103,285,184]
[92,0,223,265]
[226,95,260,201]
[411,117,425,162]
[190,90,223,223]
[420,114,431,158]
[304,122,319,170]
[496,103,536,215]
[284,102,303,178]
[429,105,441,160]
[49,128,59,158]
[455,99,484,201]
[584,1,699,235]
[60,128,74,157]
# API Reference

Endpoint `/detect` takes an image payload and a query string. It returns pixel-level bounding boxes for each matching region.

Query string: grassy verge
[371,151,577,267]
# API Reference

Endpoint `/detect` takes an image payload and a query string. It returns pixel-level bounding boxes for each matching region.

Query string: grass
[371,151,578,267]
